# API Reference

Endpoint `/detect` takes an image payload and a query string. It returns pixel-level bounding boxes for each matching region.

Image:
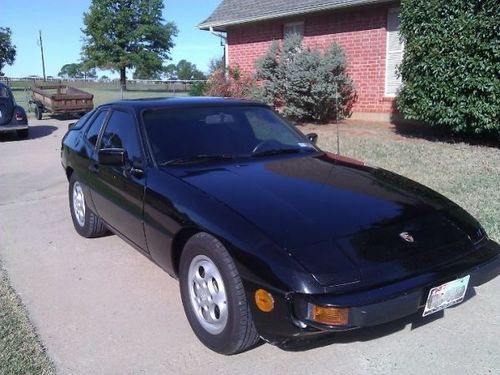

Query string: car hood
[172,154,482,287]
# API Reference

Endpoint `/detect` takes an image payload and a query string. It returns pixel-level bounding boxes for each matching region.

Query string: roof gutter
[209,26,227,42]
[198,0,395,30]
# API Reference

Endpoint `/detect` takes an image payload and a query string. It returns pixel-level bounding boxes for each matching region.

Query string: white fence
[0,77,206,93]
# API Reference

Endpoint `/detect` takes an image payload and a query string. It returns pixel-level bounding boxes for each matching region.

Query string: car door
[89,108,148,251]
[68,108,110,213]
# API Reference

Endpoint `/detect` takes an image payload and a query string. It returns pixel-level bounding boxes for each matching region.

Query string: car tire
[69,174,107,238]
[179,232,260,354]
[17,128,29,139]
[35,105,42,120]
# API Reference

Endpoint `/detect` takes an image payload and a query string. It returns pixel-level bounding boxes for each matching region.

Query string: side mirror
[98,148,126,166]
[306,132,318,145]
[68,122,76,130]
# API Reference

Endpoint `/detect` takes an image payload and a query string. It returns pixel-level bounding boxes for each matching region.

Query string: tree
[163,63,177,79]
[0,27,16,76]
[58,63,97,80]
[133,64,163,80]
[397,0,499,135]
[255,34,356,122]
[58,63,83,78]
[175,60,206,80]
[80,61,97,80]
[163,59,206,80]
[81,0,177,90]
[208,56,224,75]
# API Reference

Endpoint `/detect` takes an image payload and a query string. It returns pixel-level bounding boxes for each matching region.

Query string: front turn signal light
[255,289,274,312]
[308,304,349,326]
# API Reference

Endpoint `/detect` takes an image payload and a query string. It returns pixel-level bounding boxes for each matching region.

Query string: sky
[0,0,224,78]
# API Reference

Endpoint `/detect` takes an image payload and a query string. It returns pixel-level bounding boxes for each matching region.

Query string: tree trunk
[120,67,127,91]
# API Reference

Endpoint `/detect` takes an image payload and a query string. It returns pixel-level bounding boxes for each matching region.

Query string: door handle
[124,167,144,178]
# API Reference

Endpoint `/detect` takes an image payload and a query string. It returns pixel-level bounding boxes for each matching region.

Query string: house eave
[198,0,395,31]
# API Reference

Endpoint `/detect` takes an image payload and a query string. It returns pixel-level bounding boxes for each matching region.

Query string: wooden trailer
[31,84,94,120]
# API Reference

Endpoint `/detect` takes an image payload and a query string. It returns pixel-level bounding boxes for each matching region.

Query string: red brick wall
[227,6,396,114]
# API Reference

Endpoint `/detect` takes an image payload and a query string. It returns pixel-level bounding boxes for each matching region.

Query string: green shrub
[397,0,499,135]
[255,34,356,122]
[189,81,207,96]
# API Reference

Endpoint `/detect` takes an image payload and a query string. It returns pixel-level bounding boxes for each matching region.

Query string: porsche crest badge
[399,231,414,243]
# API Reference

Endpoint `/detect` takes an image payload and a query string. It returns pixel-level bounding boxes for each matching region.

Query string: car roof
[103,96,268,112]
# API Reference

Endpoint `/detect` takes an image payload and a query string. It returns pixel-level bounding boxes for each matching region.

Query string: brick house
[199,0,403,121]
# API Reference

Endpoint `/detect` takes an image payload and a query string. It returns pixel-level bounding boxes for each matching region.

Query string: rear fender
[12,106,28,124]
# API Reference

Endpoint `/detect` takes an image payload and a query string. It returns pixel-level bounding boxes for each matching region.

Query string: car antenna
[335,82,340,155]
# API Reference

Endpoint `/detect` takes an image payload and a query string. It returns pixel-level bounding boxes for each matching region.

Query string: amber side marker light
[309,304,349,326]
[255,289,274,312]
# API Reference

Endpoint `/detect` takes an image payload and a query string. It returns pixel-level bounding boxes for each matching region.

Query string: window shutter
[385,8,403,96]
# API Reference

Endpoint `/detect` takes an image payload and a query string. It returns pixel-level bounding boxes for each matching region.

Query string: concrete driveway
[0,118,498,374]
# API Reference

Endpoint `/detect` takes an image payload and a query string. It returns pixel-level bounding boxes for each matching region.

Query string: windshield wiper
[161,154,234,166]
[251,147,312,158]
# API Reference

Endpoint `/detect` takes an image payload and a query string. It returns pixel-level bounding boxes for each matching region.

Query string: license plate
[423,275,470,317]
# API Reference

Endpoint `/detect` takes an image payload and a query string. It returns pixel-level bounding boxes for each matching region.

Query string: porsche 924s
[61,97,500,354]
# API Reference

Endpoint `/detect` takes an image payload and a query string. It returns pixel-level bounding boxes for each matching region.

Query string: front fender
[143,167,320,294]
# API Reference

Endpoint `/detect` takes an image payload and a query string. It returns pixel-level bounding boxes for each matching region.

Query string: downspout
[209,27,228,70]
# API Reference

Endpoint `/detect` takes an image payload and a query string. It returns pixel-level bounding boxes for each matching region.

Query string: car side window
[86,110,108,146]
[99,110,142,165]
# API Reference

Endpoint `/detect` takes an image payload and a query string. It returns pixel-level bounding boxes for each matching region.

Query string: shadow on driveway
[0,124,58,142]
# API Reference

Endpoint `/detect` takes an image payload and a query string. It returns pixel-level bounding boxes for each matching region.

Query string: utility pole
[38,30,46,81]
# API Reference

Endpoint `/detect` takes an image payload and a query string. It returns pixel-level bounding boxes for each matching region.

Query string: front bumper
[248,240,500,345]
[300,250,500,331]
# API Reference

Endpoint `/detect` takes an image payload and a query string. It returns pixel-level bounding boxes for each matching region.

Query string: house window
[284,22,304,38]
[385,8,403,96]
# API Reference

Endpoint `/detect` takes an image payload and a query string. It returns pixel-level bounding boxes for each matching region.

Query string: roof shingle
[199,0,393,30]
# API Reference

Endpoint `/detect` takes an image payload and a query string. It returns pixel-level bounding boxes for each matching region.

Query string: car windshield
[142,106,316,165]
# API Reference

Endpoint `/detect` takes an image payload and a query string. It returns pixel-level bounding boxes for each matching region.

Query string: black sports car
[0,82,29,138]
[60,97,500,354]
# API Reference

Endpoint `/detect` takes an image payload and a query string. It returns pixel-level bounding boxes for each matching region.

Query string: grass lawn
[302,122,500,243]
[11,86,187,114]
[85,88,187,107]
[0,264,55,374]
